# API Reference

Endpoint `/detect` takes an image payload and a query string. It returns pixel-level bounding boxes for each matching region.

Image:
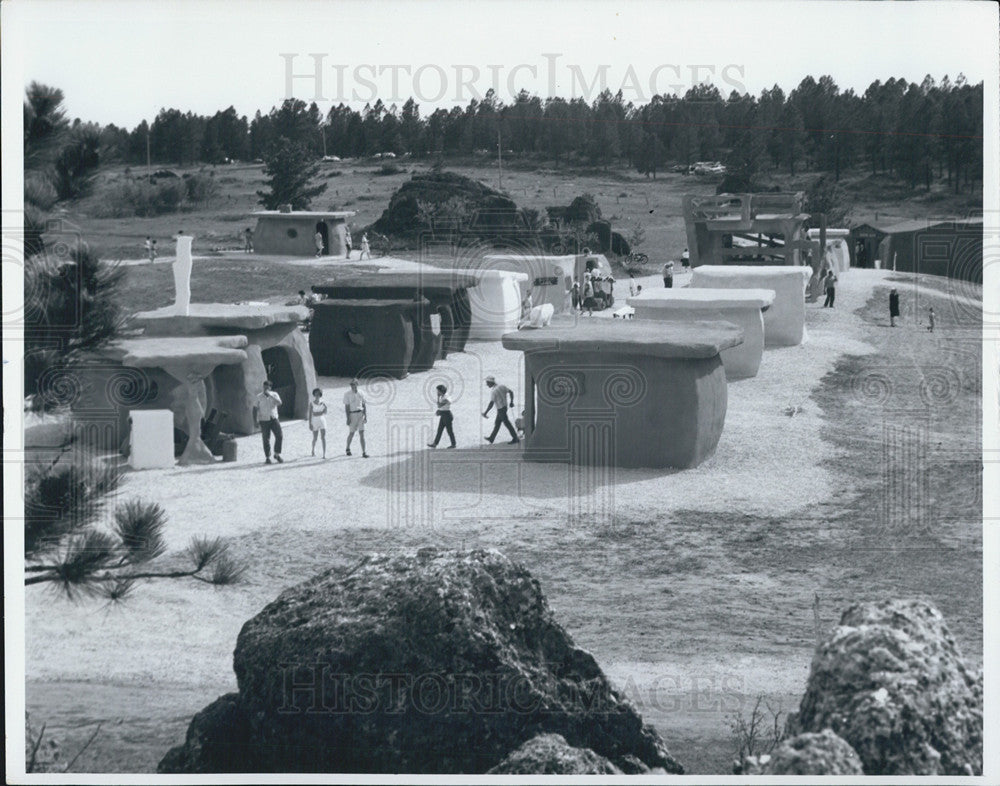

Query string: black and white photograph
[3,0,997,780]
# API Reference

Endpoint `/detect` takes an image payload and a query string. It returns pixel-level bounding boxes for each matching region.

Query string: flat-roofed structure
[253,210,356,257]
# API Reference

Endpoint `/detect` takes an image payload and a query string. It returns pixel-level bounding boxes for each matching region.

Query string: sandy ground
[23,267,982,773]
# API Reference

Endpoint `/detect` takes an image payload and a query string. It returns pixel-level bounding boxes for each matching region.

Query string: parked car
[381,152,397,159]
[322,155,341,162]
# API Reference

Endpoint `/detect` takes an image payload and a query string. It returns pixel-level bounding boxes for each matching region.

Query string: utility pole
[146,124,152,176]
[497,128,503,191]
[322,123,327,157]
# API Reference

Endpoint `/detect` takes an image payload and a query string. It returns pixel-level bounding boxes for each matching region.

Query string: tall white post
[173,234,193,315]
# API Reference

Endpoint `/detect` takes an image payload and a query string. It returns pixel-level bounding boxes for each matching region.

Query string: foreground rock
[787,599,982,775]
[740,730,863,775]
[486,733,623,774]
[160,548,682,774]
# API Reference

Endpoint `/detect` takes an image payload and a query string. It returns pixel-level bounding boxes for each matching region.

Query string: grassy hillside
[55,157,982,270]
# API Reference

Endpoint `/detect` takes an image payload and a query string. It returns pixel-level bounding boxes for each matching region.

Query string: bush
[375,163,402,176]
[184,172,219,202]
[95,178,188,218]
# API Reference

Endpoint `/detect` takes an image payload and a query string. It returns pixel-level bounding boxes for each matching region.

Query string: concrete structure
[131,303,315,434]
[628,288,775,380]
[252,211,356,257]
[483,253,613,315]
[310,298,428,379]
[467,269,530,340]
[119,336,249,465]
[690,265,811,347]
[683,193,813,268]
[128,410,175,469]
[501,320,744,469]
[172,234,193,315]
[312,271,479,355]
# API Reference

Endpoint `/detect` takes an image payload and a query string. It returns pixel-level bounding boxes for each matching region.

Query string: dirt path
[24,268,982,773]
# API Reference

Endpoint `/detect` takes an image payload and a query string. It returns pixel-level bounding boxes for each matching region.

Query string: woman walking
[309,387,328,458]
[427,383,456,449]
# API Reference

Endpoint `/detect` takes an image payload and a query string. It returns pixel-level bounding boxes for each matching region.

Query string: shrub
[184,172,219,202]
[375,163,403,176]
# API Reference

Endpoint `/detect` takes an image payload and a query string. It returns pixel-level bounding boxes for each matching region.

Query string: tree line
[89,73,983,193]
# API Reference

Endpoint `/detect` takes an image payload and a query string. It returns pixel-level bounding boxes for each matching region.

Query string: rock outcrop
[739,730,863,775]
[486,733,623,774]
[787,599,982,775]
[157,693,257,773]
[160,548,683,774]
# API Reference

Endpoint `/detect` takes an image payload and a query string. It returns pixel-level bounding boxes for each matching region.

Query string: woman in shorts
[309,387,328,458]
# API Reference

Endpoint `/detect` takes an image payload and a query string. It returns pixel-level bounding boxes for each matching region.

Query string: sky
[5,0,998,129]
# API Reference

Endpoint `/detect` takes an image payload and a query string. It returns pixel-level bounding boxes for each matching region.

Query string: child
[927,307,935,333]
[309,387,328,458]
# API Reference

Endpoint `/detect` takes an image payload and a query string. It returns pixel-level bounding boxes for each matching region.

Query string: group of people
[428,375,520,449]
[252,374,524,463]
[572,271,616,315]
[314,230,371,259]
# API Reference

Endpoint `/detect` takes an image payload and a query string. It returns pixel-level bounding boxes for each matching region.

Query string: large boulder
[486,733,623,774]
[158,694,258,773]
[740,730,864,775]
[161,548,682,774]
[787,599,982,775]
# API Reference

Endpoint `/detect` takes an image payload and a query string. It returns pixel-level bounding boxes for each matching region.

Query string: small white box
[129,410,175,469]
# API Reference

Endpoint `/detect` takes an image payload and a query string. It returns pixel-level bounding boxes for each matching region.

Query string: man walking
[253,380,283,464]
[343,378,369,457]
[483,375,519,444]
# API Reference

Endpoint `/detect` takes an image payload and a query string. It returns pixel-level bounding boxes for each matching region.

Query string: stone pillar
[173,234,194,316]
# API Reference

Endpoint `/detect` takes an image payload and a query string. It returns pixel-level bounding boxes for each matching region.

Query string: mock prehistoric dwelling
[501,319,744,469]
[252,210,356,256]
[628,288,776,380]
[689,265,812,347]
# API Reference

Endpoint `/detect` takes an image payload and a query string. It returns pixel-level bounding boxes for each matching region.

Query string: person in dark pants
[663,261,674,288]
[253,380,283,464]
[428,384,456,448]
[823,270,837,307]
[889,288,900,327]
[482,375,518,444]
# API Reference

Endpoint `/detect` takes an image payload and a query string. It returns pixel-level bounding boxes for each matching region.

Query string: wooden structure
[501,320,744,469]
[682,193,817,269]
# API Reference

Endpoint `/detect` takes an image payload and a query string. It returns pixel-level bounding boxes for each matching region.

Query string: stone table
[689,265,812,347]
[627,288,775,380]
[501,320,744,469]
[309,298,429,379]
[312,271,479,355]
[119,335,248,465]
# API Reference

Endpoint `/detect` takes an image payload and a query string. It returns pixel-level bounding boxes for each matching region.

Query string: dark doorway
[262,347,296,419]
[315,221,330,255]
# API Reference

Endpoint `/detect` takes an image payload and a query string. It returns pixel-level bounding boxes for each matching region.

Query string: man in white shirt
[343,378,369,457]
[253,380,283,464]
[483,375,519,445]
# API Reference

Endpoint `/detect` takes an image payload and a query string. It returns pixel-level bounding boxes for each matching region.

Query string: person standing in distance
[343,378,368,457]
[253,380,283,464]
[889,288,900,327]
[428,384,456,448]
[483,375,519,444]
[663,261,674,288]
